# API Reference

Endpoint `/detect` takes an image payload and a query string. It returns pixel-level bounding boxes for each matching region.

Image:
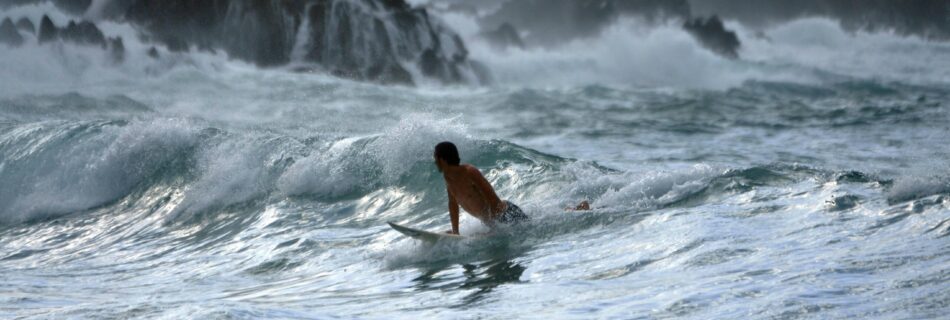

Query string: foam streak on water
[1,4,950,319]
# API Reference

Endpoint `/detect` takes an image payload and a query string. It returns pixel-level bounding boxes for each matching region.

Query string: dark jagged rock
[419,48,443,78]
[124,0,482,85]
[683,16,741,59]
[108,37,125,63]
[36,15,123,60]
[38,15,57,43]
[15,17,34,34]
[366,62,413,84]
[7,0,483,85]
[0,18,24,47]
[303,1,329,62]
[379,0,410,11]
[59,21,107,47]
[125,0,300,67]
[482,23,524,49]
[162,37,189,52]
[147,46,160,59]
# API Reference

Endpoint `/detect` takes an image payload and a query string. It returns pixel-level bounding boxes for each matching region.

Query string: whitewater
[2,3,949,319]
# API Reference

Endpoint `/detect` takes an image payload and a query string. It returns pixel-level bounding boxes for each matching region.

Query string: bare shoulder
[461,164,482,175]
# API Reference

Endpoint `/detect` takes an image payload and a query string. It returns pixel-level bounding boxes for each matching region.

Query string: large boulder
[0,18,24,47]
[683,15,741,59]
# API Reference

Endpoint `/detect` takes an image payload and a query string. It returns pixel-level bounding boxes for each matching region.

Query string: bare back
[444,164,506,222]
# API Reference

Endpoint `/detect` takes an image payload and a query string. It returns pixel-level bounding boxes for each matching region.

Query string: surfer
[434,141,589,234]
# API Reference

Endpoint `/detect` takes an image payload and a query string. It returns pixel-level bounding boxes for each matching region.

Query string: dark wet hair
[434,141,460,166]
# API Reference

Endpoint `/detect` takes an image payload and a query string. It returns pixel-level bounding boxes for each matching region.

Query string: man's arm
[448,190,460,234]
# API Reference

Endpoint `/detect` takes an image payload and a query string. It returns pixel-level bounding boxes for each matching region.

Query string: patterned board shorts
[496,200,528,224]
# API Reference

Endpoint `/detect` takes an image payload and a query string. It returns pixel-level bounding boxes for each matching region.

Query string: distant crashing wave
[0,0,489,85]
[434,0,742,59]
[428,0,950,61]
[690,0,950,41]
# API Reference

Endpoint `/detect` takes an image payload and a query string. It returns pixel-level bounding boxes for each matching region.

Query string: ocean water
[2,4,950,319]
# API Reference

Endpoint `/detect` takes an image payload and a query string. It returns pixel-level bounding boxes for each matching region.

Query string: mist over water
[1,1,949,319]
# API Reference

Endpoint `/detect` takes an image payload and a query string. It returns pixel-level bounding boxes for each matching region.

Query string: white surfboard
[387,221,464,242]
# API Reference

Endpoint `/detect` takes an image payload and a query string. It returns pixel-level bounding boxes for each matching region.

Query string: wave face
[2,1,950,319]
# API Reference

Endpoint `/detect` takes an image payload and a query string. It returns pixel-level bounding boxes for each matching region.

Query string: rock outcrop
[36,15,125,62]
[124,0,483,84]
[58,21,107,46]
[2,0,487,85]
[0,18,24,47]
[38,16,106,46]
[683,16,741,59]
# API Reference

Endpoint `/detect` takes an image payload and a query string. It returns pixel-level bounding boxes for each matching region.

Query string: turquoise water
[2,5,950,319]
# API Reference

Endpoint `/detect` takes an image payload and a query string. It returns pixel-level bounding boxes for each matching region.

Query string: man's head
[434,141,460,171]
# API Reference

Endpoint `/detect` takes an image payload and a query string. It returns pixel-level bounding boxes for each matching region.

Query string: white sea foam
[0,4,245,97]
[572,163,719,210]
[464,19,757,89]
[369,113,475,182]
[887,174,950,204]
[739,18,950,86]
[435,13,950,89]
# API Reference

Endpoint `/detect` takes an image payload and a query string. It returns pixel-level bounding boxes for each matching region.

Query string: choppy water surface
[2,4,950,319]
